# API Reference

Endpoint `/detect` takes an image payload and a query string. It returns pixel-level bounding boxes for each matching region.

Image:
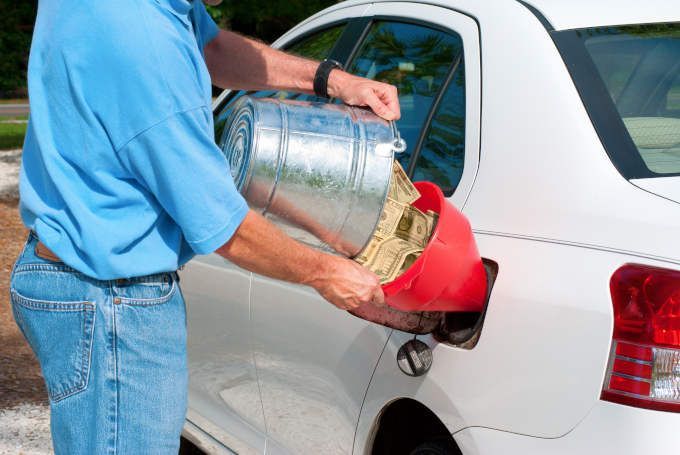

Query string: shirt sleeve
[116,106,249,255]
[192,1,220,49]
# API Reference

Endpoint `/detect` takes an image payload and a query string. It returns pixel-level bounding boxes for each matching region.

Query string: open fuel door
[350,258,497,337]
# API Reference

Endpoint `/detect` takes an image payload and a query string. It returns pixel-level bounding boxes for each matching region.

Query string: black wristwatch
[313,59,344,99]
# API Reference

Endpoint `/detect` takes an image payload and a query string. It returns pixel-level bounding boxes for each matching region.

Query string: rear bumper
[454,400,680,454]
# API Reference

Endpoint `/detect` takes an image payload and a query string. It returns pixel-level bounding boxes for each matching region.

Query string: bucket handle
[390,121,407,154]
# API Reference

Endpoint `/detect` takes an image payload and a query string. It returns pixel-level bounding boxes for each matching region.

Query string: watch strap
[314,59,343,98]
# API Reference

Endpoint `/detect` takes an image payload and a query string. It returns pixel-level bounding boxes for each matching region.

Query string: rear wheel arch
[368,398,462,455]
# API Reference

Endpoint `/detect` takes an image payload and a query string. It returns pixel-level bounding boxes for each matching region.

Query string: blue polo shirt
[20,0,249,279]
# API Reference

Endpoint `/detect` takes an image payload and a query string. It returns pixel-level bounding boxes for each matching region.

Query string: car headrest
[622,117,680,149]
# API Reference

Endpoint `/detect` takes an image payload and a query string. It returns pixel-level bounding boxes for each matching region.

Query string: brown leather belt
[35,243,135,285]
[35,240,62,263]
[32,235,180,284]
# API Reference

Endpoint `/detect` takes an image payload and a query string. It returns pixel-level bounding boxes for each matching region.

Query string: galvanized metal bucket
[220,96,406,257]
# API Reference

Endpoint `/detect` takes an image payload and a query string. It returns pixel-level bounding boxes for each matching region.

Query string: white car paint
[631,176,680,205]
[182,254,265,454]
[288,0,680,34]
[455,401,680,453]
[512,0,680,31]
[185,0,680,453]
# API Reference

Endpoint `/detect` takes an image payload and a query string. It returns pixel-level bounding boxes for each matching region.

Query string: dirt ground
[0,199,48,409]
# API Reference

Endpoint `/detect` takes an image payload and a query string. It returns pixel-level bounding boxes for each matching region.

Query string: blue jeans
[9,232,188,454]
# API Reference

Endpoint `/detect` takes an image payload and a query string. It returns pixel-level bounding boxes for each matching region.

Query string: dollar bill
[365,236,423,283]
[388,161,420,205]
[354,234,382,265]
[398,251,420,276]
[353,160,443,285]
[395,205,430,248]
[374,198,406,239]
[386,248,424,283]
[425,210,439,238]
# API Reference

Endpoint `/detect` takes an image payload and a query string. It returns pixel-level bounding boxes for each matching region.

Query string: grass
[0,116,27,150]
[0,99,28,104]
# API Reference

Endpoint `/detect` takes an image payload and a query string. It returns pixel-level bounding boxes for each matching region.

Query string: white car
[180,1,680,453]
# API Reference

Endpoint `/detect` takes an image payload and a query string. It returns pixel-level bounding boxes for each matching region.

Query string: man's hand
[328,71,401,121]
[306,256,385,311]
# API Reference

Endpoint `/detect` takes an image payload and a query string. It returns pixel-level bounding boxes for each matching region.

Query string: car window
[259,24,346,102]
[581,24,680,175]
[214,24,346,141]
[345,21,463,172]
[587,43,644,102]
[411,58,465,195]
[287,25,345,61]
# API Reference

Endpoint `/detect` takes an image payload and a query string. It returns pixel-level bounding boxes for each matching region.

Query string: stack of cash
[354,161,439,284]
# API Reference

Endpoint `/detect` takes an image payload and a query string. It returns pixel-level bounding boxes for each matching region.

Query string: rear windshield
[579,24,680,176]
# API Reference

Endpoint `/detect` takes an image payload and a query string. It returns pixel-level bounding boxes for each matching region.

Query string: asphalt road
[0,104,29,117]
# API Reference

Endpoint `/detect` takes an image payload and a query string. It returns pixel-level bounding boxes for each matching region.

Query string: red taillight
[602,264,680,412]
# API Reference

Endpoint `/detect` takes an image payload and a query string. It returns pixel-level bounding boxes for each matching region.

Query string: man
[9,0,400,453]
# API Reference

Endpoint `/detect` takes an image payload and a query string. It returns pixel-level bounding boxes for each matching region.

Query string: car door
[183,250,265,454]
[183,10,359,455]
[249,4,480,454]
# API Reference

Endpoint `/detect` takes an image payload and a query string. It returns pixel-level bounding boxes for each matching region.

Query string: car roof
[313,0,680,31]
[519,0,680,31]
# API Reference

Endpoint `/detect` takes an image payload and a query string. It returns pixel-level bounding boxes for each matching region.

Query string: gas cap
[396,339,432,377]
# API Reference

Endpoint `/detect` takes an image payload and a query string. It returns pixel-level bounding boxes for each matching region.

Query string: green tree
[0,0,37,98]
[0,1,339,98]
[206,1,339,43]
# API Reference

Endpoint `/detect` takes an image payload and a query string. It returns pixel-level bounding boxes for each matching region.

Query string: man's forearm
[204,29,400,120]
[216,210,326,285]
[205,30,324,94]
[216,209,384,310]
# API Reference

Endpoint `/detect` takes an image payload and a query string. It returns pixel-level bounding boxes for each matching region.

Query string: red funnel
[382,181,487,312]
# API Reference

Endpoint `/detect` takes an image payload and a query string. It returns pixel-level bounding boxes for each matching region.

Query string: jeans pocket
[10,290,96,403]
[114,273,178,306]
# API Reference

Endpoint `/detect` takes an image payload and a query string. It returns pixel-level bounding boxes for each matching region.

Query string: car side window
[412,58,466,195]
[214,24,346,141]
[287,25,345,61]
[345,21,463,173]
[259,24,346,102]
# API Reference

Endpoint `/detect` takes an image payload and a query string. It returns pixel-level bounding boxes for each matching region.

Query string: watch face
[325,59,344,71]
